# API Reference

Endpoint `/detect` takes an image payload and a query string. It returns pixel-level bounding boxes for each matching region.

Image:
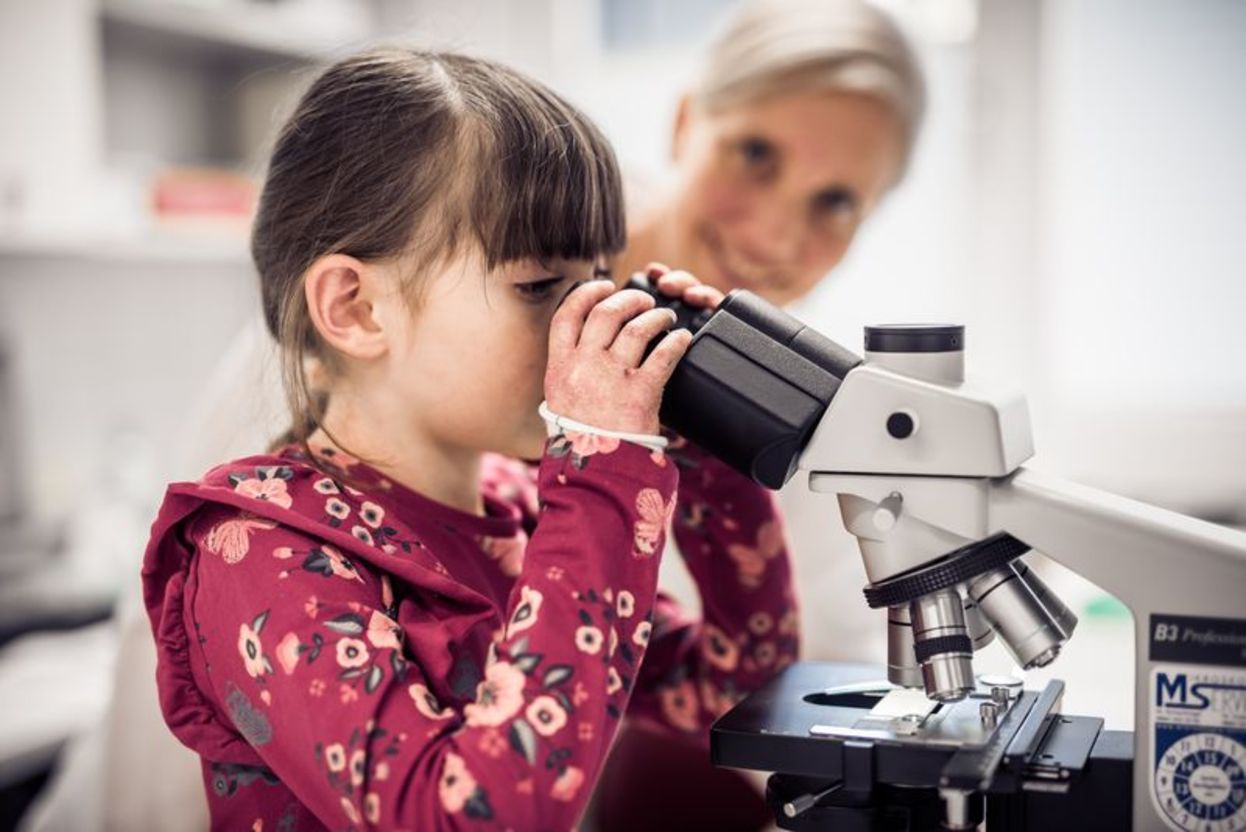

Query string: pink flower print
[324,498,350,521]
[238,622,271,678]
[312,477,340,495]
[321,545,363,583]
[340,797,361,826]
[575,625,604,655]
[778,608,799,636]
[506,585,543,640]
[748,611,774,636]
[701,623,741,672]
[273,546,294,560]
[439,752,478,814]
[606,666,623,695]
[204,514,277,564]
[312,444,359,470]
[633,488,676,557]
[275,632,302,675]
[526,695,568,737]
[650,449,668,467]
[335,638,369,669]
[699,678,733,718]
[550,766,585,802]
[726,519,784,589]
[479,534,525,578]
[616,590,635,618]
[572,681,589,707]
[364,793,380,825]
[409,683,454,721]
[234,477,292,510]
[366,611,402,650]
[324,743,347,772]
[477,728,507,758]
[349,749,366,787]
[359,501,384,529]
[463,661,526,727]
[564,431,621,458]
[659,679,700,733]
[633,620,652,647]
[350,525,374,546]
[754,640,777,668]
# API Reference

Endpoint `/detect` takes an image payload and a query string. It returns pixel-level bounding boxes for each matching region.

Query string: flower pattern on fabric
[229,467,294,510]
[463,660,526,727]
[633,488,676,557]
[506,585,543,639]
[479,533,526,577]
[205,513,277,564]
[726,519,785,589]
[142,431,797,830]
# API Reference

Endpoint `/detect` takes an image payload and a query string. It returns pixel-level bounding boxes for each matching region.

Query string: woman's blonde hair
[696,0,925,173]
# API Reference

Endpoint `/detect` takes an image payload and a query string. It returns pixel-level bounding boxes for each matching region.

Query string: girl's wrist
[538,401,668,453]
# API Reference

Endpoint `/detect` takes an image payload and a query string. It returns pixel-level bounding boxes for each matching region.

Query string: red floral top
[141,433,798,831]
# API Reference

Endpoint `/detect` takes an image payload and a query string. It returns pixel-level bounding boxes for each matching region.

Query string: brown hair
[251,48,625,451]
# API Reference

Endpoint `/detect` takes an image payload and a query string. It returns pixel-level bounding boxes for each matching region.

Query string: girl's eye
[813,186,859,221]
[515,276,564,302]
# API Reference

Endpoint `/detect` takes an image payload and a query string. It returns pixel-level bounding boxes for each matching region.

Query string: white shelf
[99,0,372,65]
[0,229,250,265]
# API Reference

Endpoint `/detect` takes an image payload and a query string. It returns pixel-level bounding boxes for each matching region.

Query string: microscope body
[636,278,1246,831]
[798,333,1246,831]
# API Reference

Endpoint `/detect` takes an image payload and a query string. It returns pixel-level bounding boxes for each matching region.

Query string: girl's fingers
[579,289,656,351]
[644,262,672,283]
[609,307,678,366]
[640,327,693,383]
[655,270,698,297]
[683,284,724,310]
[549,279,617,355]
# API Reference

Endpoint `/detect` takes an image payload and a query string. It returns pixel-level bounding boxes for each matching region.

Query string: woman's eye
[515,277,564,302]
[813,186,859,220]
[736,137,776,170]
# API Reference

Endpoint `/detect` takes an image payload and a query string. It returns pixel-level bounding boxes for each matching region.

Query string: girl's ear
[303,254,389,361]
[671,93,694,163]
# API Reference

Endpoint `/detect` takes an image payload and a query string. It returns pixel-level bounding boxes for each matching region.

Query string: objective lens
[967,561,1069,669]
[1015,560,1078,640]
[964,596,995,651]
[909,589,976,702]
[887,604,924,688]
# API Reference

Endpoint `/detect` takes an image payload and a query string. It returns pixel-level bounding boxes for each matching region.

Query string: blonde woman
[597,2,925,829]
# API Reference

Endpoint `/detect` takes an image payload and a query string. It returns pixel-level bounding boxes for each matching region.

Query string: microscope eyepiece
[624,274,862,489]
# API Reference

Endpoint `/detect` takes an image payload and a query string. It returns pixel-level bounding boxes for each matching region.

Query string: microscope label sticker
[1150,614,1246,667]
[1150,662,1246,832]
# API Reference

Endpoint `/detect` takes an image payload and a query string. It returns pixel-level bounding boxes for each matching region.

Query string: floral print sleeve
[142,439,677,831]
[626,436,801,739]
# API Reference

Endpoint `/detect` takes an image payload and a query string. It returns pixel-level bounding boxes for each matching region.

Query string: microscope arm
[990,466,1246,622]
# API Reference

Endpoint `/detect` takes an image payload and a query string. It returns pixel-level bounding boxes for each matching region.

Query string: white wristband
[538,401,669,453]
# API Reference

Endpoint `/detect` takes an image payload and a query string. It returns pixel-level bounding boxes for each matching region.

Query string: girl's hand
[644,262,725,311]
[545,280,692,436]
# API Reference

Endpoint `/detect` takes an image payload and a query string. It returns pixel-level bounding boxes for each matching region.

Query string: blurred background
[0,0,1243,829]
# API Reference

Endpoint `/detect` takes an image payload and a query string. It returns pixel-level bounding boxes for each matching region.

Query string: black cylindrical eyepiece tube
[625,275,861,488]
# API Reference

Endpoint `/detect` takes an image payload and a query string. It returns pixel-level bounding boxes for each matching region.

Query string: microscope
[630,278,1246,831]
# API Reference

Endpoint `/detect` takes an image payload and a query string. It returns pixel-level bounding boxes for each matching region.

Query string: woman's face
[667,90,905,306]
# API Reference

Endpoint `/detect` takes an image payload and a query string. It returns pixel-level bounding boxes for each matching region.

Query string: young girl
[142,49,798,830]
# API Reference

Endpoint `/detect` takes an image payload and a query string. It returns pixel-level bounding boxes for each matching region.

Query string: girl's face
[666,90,905,306]
[378,254,608,461]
